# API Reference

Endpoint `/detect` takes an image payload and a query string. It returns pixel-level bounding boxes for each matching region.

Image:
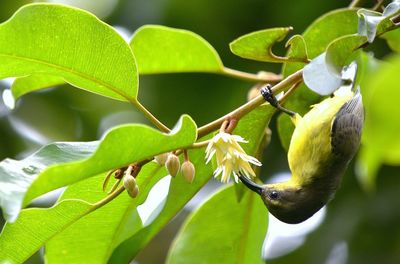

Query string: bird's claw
[260,84,279,107]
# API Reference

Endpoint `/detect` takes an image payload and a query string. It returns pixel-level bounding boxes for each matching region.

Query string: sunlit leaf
[381,28,400,52]
[303,53,342,95]
[285,35,309,62]
[325,35,367,74]
[0,115,197,222]
[229,27,299,63]
[45,163,167,263]
[167,185,268,264]
[303,34,366,95]
[357,54,400,190]
[0,162,167,263]
[130,25,223,74]
[0,200,93,264]
[109,104,275,263]
[12,74,65,99]
[0,3,137,101]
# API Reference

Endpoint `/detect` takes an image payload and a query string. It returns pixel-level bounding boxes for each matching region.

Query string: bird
[239,71,364,224]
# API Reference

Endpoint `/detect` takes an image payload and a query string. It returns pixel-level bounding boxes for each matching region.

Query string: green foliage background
[0,0,399,263]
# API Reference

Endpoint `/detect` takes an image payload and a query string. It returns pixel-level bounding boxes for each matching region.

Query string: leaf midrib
[0,53,136,101]
[237,192,255,264]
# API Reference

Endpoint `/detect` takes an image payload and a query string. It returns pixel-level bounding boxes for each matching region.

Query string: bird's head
[239,175,325,224]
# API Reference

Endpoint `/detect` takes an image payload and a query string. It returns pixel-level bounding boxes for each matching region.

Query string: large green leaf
[325,35,367,74]
[381,28,400,52]
[279,9,359,150]
[303,35,367,95]
[0,115,197,222]
[229,27,296,63]
[0,3,137,102]
[109,104,274,263]
[45,162,167,263]
[12,74,65,99]
[357,54,400,190]
[0,200,92,264]
[0,162,166,263]
[167,185,268,264]
[130,25,223,74]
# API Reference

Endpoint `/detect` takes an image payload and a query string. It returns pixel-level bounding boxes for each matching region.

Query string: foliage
[0,1,400,263]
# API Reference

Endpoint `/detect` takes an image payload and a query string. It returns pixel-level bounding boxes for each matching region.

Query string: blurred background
[1,0,399,263]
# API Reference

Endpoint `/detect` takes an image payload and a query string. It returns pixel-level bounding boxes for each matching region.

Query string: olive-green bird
[239,79,364,224]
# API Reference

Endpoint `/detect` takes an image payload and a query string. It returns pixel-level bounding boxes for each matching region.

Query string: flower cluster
[205,131,261,183]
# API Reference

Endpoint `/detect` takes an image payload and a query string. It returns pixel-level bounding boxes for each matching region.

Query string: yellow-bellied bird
[239,81,364,224]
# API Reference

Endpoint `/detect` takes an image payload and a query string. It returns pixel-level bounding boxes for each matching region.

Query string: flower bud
[181,161,195,183]
[165,153,180,177]
[263,127,272,147]
[154,153,169,165]
[247,86,261,102]
[124,176,139,198]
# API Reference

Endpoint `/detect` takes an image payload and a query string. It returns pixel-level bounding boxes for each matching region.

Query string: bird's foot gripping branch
[0,1,400,263]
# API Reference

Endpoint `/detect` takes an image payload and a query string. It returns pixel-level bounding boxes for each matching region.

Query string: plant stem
[190,140,211,149]
[372,0,385,11]
[130,99,170,133]
[197,69,303,138]
[222,67,282,83]
[349,0,365,8]
[92,185,126,210]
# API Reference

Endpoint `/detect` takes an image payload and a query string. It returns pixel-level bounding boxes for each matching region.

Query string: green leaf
[356,54,400,190]
[167,185,268,264]
[358,2,400,43]
[285,35,309,62]
[277,114,293,151]
[0,141,98,222]
[0,115,197,222]
[279,9,358,150]
[325,35,367,74]
[0,200,93,264]
[303,53,343,95]
[130,25,223,74]
[381,28,400,52]
[12,74,65,100]
[0,3,137,101]
[110,142,214,263]
[45,163,167,263]
[229,27,297,63]
[303,35,366,95]
[109,104,274,263]
[357,9,385,43]
[0,162,166,263]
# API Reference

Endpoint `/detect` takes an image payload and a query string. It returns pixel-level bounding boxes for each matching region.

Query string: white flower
[205,132,262,183]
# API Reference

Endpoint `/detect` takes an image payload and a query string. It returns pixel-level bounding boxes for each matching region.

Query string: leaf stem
[92,185,126,210]
[190,140,211,149]
[130,100,171,133]
[222,67,282,83]
[372,0,385,11]
[349,0,365,8]
[197,69,303,138]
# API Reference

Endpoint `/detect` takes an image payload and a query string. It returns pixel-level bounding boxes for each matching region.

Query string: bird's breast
[287,91,354,186]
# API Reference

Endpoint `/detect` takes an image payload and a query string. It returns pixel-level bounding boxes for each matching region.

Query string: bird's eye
[269,191,279,200]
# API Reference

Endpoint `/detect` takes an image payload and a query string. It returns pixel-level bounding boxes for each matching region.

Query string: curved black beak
[238,173,264,195]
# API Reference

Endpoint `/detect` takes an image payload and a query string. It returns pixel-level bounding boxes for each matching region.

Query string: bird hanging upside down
[239,77,364,224]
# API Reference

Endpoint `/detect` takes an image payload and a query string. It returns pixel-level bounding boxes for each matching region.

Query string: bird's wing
[330,89,364,158]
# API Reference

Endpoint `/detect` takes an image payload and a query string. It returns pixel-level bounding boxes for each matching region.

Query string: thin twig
[197,69,304,138]
[349,0,365,8]
[222,67,282,83]
[372,0,385,11]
